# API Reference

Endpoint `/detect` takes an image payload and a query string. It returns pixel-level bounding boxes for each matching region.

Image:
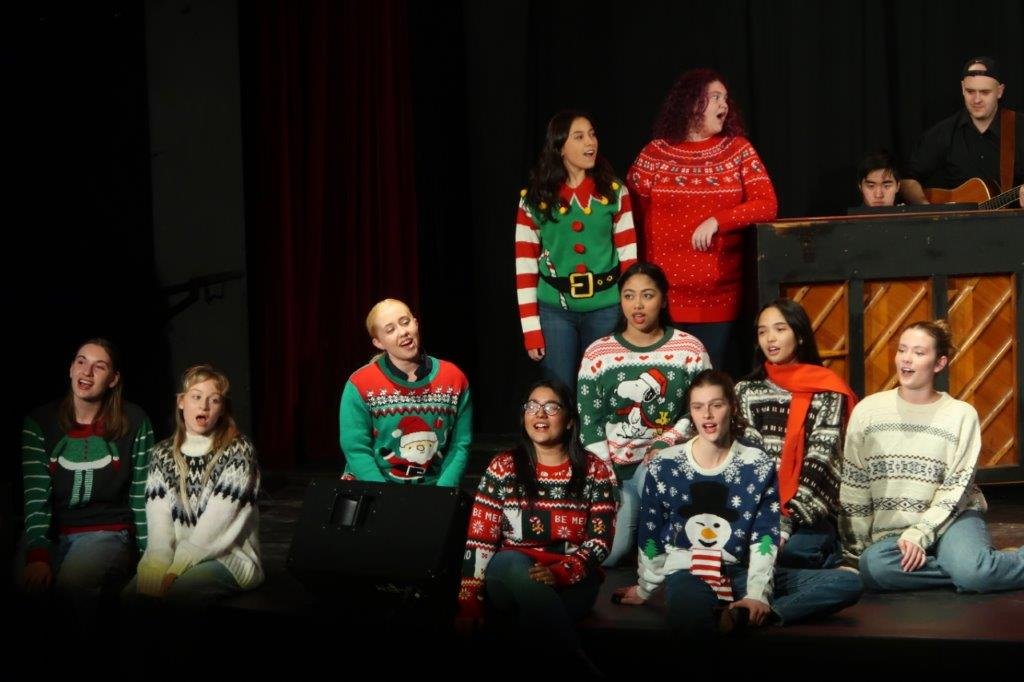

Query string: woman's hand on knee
[22,561,52,592]
[897,539,926,572]
[611,584,645,606]
[731,597,771,626]
[527,563,556,586]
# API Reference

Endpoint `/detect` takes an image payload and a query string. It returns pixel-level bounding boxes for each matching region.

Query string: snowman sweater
[339,355,473,486]
[636,438,780,603]
[577,328,711,480]
[21,401,153,563]
[458,452,616,619]
[136,433,263,593]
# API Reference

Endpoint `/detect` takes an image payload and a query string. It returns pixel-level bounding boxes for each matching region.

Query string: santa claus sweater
[636,438,780,603]
[577,328,711,481]
[458,452,615,619]
[339,355,473,486]
[628,136,777,323]
[515,177,637,351]
[136,433,263,593]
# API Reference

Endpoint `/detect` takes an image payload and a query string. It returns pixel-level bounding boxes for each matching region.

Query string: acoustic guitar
[924,177,1023,209]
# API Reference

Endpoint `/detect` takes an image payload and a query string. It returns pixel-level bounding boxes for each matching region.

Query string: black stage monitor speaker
[287,478,469,597]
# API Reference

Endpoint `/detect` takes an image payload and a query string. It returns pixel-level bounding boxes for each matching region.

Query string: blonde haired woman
[339,298,473,485]
[129,364,262,602]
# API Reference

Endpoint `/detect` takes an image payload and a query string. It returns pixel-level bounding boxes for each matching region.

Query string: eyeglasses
[522,400,564,416]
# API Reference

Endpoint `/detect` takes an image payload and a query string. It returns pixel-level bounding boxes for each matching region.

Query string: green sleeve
[130,417,155,552]
[339,381,387,482]
[577,364,610,462]
[21,417,53,557]
[437,387,474,487]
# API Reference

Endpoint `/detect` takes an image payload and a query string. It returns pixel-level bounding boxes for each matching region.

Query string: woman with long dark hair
[457,379,614,659]
[735,298,858,568]
[515,110,637,390]
[628,69,777,370]
[577,261,710,566]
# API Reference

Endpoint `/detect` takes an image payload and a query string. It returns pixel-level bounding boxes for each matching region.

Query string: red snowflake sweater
[628,136,778,323]
[458,452,615,618]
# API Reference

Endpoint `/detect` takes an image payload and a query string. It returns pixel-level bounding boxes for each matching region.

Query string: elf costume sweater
[339,355,473,486]
[21,401,153,564]
[515,177,637,351]
[839,390,987,561]
[458,452,615,618]
[636,438,780,602]
[736,378,846,537]
[136,433,263,592]
[627,136,777,323]
[577,328,711,482]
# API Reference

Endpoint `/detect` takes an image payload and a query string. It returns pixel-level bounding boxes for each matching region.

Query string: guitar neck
[979,184,1023,210]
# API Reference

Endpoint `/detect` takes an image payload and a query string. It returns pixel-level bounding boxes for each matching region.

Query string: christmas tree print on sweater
[635,438,780,603]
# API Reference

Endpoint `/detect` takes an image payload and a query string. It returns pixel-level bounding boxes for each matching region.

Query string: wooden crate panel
[862,279,932,395]
[947,275,1018,469]
[782,283,849,382]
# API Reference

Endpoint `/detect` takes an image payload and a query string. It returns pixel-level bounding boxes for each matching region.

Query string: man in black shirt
[902,56,1023,207]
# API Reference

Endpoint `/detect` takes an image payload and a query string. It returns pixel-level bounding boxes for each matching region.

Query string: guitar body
[924,177,992,204]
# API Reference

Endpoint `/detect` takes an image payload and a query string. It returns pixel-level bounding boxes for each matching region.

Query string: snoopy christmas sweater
[635,438,780,603]
[339,355,473,486]
[576,328,711,481]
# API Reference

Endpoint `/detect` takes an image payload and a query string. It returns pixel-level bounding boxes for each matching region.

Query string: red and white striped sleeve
[514,195,545,351]
[612,182,637,271]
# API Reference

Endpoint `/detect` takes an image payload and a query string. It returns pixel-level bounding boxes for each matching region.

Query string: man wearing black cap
[901,56,1023,207]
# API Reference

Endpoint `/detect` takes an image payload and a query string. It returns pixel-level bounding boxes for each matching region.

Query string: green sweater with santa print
[339,355,473,486]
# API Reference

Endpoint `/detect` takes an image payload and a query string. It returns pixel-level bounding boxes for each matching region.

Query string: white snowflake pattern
[743,511,752,520]
[584,415,591,426]
[667,371,676,380]
[676,388,684,398]
[617,372,626,381]
[657,481,667,494]
[646,521,657,531]
[593,399,602,409]
[557,526,571,538]
[471,521,484,533]
[667,402,674,411]
[770,501,780,513]
[580,385,590,396]
[751,531,759,541]
[746,484,755,494]
[754,493,762,502]
[730,495,742,508]
[680,493,690,502]
[734,529,746,539]
[669,486,678,498]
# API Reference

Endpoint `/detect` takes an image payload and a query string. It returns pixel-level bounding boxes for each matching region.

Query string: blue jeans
[859,511,1024,593]
[53,530,136,596]
[538,302,620,391]
[780,519,843,569]
[665,563,862,637]
[484,550,600,649]
[123,559,243,606]
[603,461,647,567]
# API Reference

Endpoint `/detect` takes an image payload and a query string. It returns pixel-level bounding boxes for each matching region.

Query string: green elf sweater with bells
[339,355,473,486]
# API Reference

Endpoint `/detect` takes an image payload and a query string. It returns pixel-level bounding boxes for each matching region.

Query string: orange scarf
[762,362,858,516]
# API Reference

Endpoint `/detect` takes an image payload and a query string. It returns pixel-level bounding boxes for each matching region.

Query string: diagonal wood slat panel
[948,275,1017,470]
[783,283,848,381]
[863,279,932,396]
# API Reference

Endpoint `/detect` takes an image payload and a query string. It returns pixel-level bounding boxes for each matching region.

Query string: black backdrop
[5,1,1024,470]
[412,0,1024,436]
